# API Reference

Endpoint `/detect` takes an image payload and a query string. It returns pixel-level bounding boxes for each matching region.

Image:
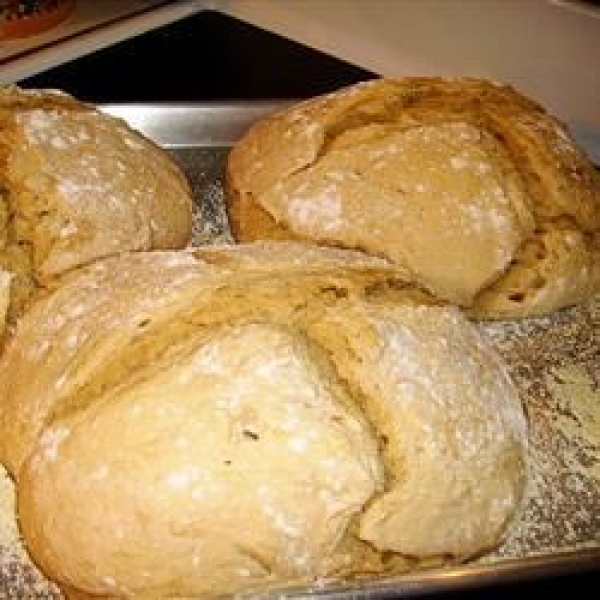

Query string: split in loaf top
[226,77,600,318]
[0,243,528,598]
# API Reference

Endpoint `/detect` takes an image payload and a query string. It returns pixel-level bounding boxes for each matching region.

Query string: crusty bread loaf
[0,86,193,328]
[0,269,10,335]
[226,77,600,318]
[0,243,527,597]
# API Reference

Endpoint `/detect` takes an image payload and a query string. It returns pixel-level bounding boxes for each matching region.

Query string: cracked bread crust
[0,243,527,597]
[0,86,193,325]
[226,77,600,318]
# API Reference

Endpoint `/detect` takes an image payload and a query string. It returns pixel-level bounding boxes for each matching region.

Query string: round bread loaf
[0,86,193,329]
[0,243,527,597]
[226,77,600,318]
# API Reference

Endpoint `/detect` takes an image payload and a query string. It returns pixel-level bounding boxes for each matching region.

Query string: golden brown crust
[226,77,600,318]
[0,244,527,597]
[0,86,193,324]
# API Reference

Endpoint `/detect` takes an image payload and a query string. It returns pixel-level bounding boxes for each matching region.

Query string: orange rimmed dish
[0,0,76,40]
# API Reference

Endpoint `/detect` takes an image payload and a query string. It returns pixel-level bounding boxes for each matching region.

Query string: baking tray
[0,103,599,598]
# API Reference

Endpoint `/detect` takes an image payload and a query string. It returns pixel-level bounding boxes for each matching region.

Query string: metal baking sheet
[1,103,599,598]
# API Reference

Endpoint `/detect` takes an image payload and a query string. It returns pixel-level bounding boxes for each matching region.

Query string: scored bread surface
[226,77,600,318]
[0,243,527,598]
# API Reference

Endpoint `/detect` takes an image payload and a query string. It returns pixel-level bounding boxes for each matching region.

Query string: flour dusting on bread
[0,244,527,597]
[226,77,600,318]
[0,86,194,327]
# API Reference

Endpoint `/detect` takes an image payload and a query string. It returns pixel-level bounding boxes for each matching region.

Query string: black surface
[419,569,599,600]
[20,9,376,101]
[17,8,600,599]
